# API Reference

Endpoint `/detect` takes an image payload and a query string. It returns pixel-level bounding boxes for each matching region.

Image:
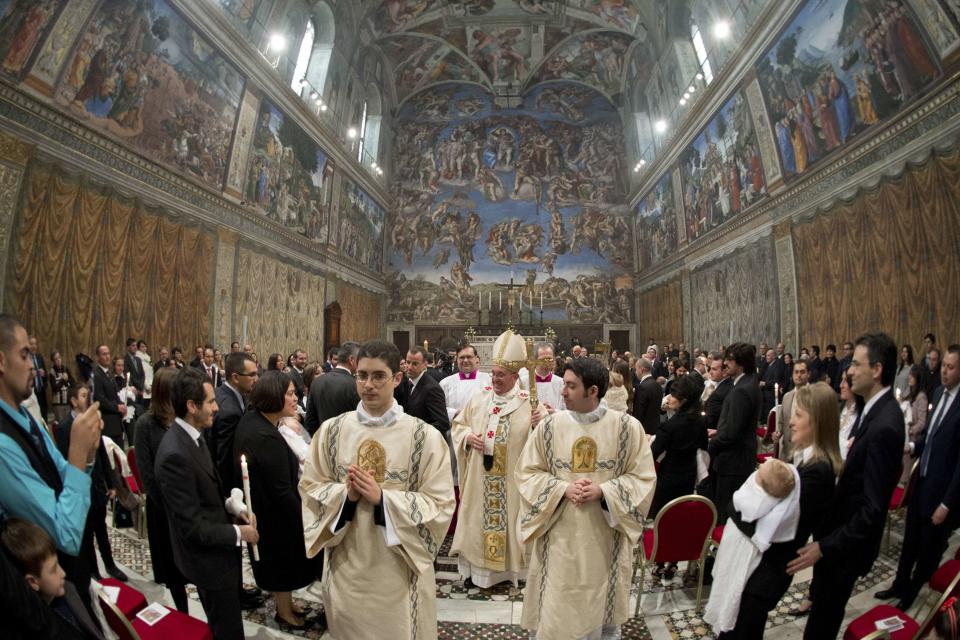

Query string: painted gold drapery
[336,280,382,342]
[637,279,683,347]
[8,164,212,362]
[792,151,960,353]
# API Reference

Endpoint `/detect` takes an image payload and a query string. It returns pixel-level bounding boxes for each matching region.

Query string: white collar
[734,372,746,385]
[566,399,608,424]
[493,382,519,403]
[356,399,404,427]
[223,382,244,406]
[335,365,353,375]
[409,371,425,387]
[862,386,891,418]
[175,417,202,444]
[640,373,651,382]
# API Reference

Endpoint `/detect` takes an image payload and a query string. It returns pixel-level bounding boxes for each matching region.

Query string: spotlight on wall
[713,20,730,39]
[682,92,690,100]
[688,85,696,93]
[299,78,308,87]
[654,120,668,134]
[639,159,646,166]
[320,104,328,112]
[309,90,319,100]
[696,72,704,80]
[679,98,687,106]
[347,127,358,139]
[268,34,287,52]
[376,168,384,176]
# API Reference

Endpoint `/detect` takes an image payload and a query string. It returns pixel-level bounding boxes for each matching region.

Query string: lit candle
[499,291,502,310]
[126,372,130,388]
[895,388,902,402]
[240,455,260,561]
[540,291,543,310]
[424,339,429,352]
[774,383,780,406]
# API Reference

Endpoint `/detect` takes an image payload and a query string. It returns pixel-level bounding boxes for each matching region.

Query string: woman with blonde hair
[718,382,840,637]
[605,367,629,412]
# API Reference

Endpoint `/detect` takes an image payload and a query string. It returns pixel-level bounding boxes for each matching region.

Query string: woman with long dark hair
[895,344,915,400]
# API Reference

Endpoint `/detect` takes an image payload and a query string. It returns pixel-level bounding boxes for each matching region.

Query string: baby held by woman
[705,458,801,634]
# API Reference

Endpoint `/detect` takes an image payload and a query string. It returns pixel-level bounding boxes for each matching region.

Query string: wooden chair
[886,460,919,552]
[633,495,717,615]
[843,558,960,640]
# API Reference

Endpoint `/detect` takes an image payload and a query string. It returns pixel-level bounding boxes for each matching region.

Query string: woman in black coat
[233,371,320,630]
[132,368,189,613]
[718,382,842,639]
[650,374,708,516]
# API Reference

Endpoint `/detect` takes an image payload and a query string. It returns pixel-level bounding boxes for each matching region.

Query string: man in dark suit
[155,368,259,640]
[287,349,308,403]
[123,338,145,407]
[305,341,360,435]
[209,353,258,495]
[788,333,905,640]
[27,335,48,420]
[395,346,449,434]
[707,342,760,523]
[91,344,127,442]
[194,346,223,388]
[322,347,338,373]
[703,354,732,431]
[759,347,785,420]
[632,357,662,433]
[879,344,960,610]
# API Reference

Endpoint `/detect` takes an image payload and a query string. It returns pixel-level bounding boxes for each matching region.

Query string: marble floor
[102,510,956,639]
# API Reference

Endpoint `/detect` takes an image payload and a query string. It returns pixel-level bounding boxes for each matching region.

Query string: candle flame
[241,454,247,463]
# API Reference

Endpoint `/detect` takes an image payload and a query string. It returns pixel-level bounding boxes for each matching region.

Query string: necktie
[921,391,951,477]
[206,366,213,380]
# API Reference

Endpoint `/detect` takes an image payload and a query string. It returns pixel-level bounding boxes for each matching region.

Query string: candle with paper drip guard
[240,454,260,561]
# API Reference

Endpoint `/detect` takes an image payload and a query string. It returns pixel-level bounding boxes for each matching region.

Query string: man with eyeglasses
[300,340,453,639]
[439,344,491,423]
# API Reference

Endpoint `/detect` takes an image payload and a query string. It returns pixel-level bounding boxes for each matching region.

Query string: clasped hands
[564,478,603,507]
[346,464,382,504]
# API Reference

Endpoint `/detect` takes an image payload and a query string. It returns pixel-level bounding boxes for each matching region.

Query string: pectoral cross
[524,338,556,410]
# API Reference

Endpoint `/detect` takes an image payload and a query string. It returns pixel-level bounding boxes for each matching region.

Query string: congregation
[1,314,958,640]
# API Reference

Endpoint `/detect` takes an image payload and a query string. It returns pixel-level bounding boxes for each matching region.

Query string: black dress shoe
[238,591,263,610]
[243,585,262,597]
[874,588,900,600]
[274,613,312,631]
[105,565,128,582]
[895,598,915,612]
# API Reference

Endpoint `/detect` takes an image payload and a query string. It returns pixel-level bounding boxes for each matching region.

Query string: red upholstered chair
[98,588,213,640]
[126,447,148,537]
[98,577,147,618]
[886,461,918,552]
[633,495,717,615]
[843,559,960,640]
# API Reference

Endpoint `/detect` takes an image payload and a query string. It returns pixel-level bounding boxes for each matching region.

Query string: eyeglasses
[356,371,392,385]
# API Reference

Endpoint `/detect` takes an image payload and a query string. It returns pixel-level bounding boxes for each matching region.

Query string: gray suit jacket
[777,388,797,461]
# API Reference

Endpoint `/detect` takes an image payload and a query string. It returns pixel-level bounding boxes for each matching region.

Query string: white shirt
[408,371,425,394]
[734,372,746,386]
[533,372,565,412]
[439,370,492,421]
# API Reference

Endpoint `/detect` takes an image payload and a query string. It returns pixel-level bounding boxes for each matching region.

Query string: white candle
[240,455,260,561]
[478,292,481,312]
[774,383,780,406]
[540,291,543,310]
[488,291,491,310]
[895,388,902,402]
[499,291,502,310]
[530,291,533,309]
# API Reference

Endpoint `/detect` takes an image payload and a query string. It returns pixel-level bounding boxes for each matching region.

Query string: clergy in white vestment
[299,340,454,640]
[439,344,491,422]
[451,329,532,588]
[517,358,657,640]
[532,342,565,413]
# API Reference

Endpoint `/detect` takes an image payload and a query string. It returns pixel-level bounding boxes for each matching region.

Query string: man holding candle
[155,367,260,640]
[300,340,453,639]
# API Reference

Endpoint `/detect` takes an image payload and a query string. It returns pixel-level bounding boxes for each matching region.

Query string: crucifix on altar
[497,271,524,322]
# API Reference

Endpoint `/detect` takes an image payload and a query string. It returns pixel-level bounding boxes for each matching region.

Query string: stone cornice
[0,84,385,295]
[635,73,960,288]
[167,0,392,208]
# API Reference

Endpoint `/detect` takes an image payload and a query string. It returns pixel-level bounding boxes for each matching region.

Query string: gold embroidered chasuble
[299,411,454,640]
[450,383,532,580]
[516,408,656,639]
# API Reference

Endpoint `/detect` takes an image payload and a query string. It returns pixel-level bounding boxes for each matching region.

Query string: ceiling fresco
[364,0,655,104]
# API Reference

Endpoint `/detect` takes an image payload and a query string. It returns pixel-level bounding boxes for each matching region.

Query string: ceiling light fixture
[688,85,696,93]
[320,104,328,112]
[347,127,358,139]
[696,72,704,80]
[654,120,668,134]
[310,91,318,100]
[299,78,308,87]
[268,34,287,52]
[713,20,730,40]
[679,98,687,106]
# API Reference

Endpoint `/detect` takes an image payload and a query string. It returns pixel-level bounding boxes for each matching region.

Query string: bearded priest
[299,340,454,640]
[450,329,533,588]
[517,357,657,640]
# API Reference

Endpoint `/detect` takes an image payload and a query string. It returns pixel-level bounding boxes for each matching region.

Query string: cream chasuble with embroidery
[300,407,454,640]
[451,383,532,586]
[516,407,656,639]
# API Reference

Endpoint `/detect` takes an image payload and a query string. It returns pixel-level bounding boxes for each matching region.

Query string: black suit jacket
[304,368,359,435]
[632,376,663,433]
[704,378,732,431]
[54,415,120,508]
[708,373,760,477]
[154,423,239,591]
[209,385,245,496]
[819,389,904,576]
[395,373,450,434]
[911,386,960,519]
[91,365,124,440]
[193,362,223,388]
[123,352,145,395]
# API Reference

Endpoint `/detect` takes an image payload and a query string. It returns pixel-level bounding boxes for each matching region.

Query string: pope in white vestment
[300,341,454,640]
[517,358,657,640]
[451,330,532,588]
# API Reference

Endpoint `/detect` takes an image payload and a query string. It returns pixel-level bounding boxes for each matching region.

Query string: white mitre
[491,329,527,373]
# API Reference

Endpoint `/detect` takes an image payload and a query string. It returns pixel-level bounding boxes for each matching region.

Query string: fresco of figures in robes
[0,0,67,79]
[53,0,245,190]
[244,100,333,244]
[756,0,941,181]
[635,172,677,272]
[678,90,767,246]
[387,82,634,326]
[339,178,385,273]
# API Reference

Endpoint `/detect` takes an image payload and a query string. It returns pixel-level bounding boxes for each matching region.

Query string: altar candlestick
[240,455,260,561]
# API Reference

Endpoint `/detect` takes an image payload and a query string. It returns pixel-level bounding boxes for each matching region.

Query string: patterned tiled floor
[104,503,946,639]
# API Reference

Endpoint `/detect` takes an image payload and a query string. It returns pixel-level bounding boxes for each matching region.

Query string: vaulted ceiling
[359,0,662,106]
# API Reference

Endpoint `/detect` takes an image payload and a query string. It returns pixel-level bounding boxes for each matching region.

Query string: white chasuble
[299,410,454,640]
[516,408,656,640]
[450,383,532,587]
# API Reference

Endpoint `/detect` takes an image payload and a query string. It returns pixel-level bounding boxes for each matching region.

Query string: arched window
[690,22,713,84]
[304,2,335,100]
[358,83,383,167]
[291,19,315,93]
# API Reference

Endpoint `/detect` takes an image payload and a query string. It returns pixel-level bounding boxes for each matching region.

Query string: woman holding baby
[710,382,842,639]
